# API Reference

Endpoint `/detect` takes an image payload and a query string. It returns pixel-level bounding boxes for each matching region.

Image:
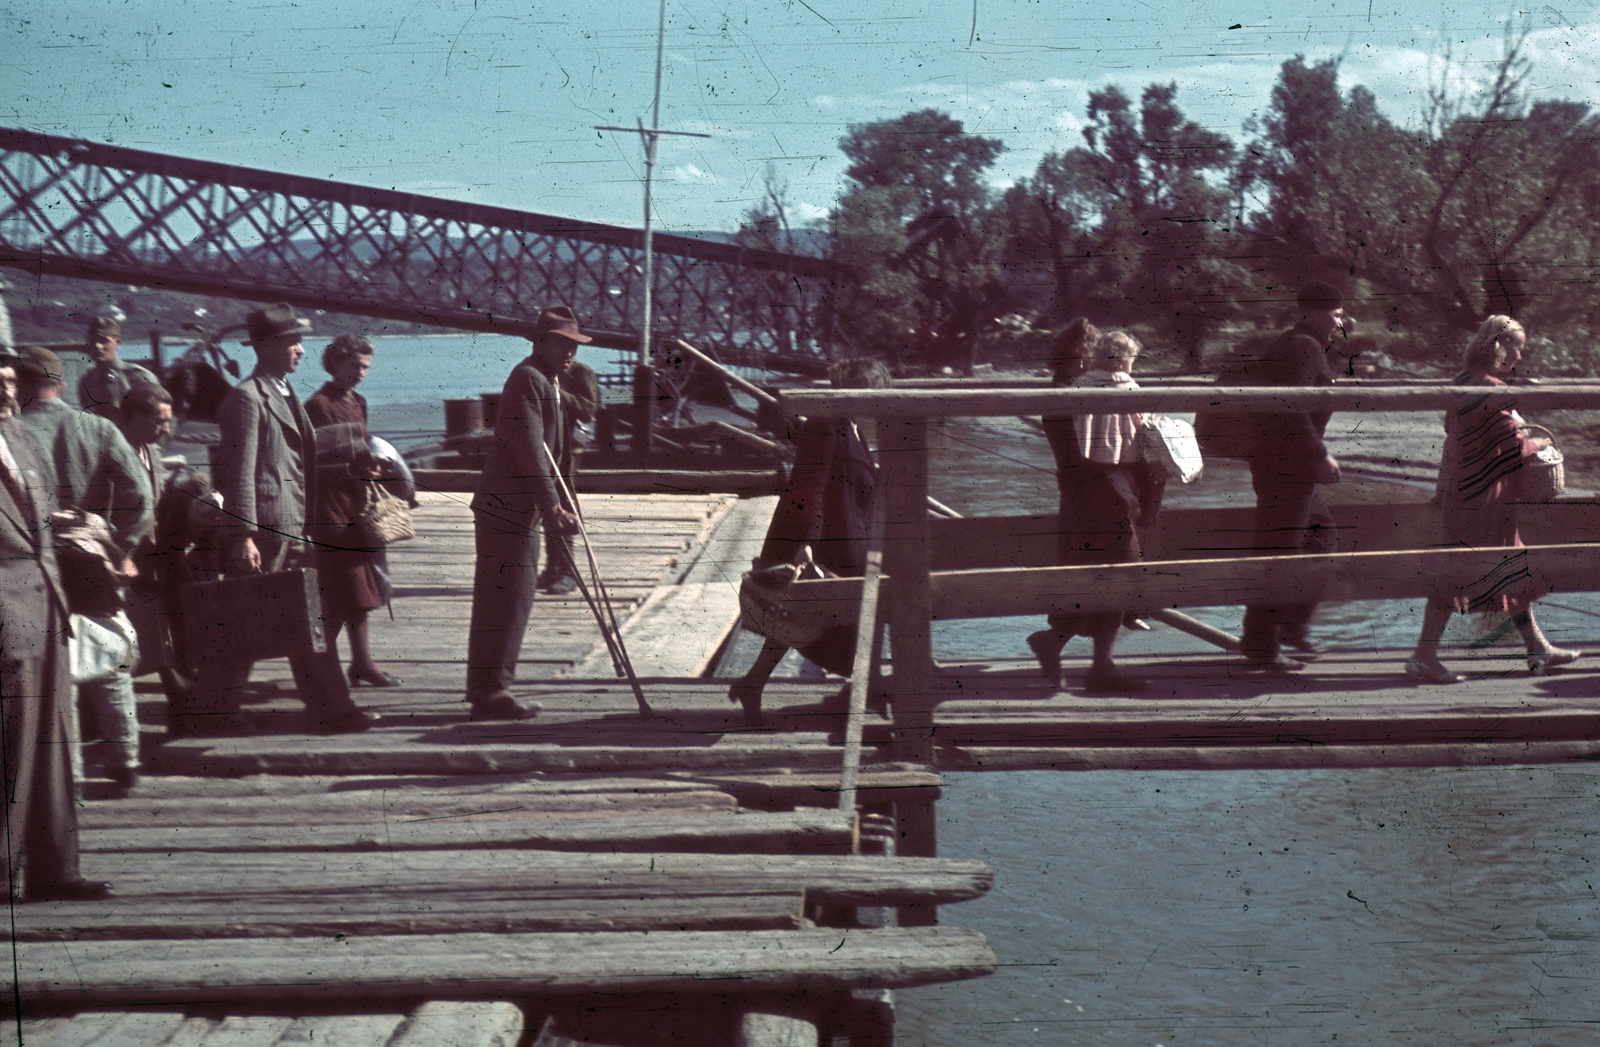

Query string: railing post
[879,416,939,926]
[879,417,934,765]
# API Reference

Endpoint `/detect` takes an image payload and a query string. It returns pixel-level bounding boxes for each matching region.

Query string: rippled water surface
[897,767,1600,1047]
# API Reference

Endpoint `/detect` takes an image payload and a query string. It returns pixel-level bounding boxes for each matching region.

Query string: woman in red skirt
[1405,315,1582,683]
[306,334,401,687]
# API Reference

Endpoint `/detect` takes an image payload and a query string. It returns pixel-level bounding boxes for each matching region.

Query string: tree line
[738,39,1600,377]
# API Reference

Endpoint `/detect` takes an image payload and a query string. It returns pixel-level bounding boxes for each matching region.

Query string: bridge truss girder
[0,128,841,374]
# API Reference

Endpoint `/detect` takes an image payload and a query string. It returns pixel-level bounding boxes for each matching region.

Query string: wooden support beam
[879,418,935,766]
[672,338,782,411]
[785,542,1600,622]
[783,383,1600,419]
[3,927,998,1009]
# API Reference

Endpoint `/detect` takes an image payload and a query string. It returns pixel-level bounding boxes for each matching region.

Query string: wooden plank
[81,788,739,829]
[576,583,741,677]
[148,738,851,777]
[389,1002,523,1047]
[83,772,737,804]
[1,1012,188,1047]
[787,542,1600,621]
[875,705,1600,747]
[6,927,998,1008]
[13,890,806,940]
[692,768,943,809]
[84,809,856,855]
[783,383,1600,418]
[942,740,1600,772]
[924,501,1600,570]
[54,852,992,907]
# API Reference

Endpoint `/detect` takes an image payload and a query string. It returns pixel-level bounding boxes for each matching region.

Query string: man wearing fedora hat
[0,344,112,900]
[79,317,160,425]
[183,303,372,735]
[465,305,584,720]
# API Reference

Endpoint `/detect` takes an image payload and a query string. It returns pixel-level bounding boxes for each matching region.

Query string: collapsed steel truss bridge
[0,128,841,373]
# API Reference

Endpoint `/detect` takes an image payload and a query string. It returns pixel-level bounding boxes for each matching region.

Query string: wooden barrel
[444,398,485,437]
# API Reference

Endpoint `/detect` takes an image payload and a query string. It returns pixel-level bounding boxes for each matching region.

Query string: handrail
[781,384,1600,418]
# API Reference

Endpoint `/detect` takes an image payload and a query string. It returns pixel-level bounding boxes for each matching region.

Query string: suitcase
[178,568,326,670]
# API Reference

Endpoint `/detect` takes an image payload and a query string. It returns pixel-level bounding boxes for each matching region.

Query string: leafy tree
[828,109,1006,372]
[1242,45,1600,363]
[1075,84,1250,371]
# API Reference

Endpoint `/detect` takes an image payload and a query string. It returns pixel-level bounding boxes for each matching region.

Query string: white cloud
[794,201,829,221]
[671,163,717,183]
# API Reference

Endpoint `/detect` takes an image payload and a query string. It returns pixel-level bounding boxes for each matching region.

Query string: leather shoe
[27,879,114,903]
[468,692,541,721]
[1026,630,1064,689]
[311,708,376,734]
[539,574,579,595]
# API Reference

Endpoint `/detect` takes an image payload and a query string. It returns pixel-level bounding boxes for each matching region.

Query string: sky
[3,1,1598,236]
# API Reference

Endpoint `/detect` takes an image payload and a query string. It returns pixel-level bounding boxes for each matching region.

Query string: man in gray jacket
[16,345,153,790]
[183,304,371,736]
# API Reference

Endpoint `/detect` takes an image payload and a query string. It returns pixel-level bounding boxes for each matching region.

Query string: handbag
[1516,424,1565,501]
[358,482,415,547]
[1137,415,1204,483]
[738,548,838,648]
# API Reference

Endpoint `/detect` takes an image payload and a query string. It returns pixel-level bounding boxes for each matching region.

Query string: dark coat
[760,417,876,575]
[1232,325,1336,481]
[472,357,564,519]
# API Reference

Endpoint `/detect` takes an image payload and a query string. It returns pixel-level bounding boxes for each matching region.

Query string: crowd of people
[0,307,422,901]
[0,285,1587,901]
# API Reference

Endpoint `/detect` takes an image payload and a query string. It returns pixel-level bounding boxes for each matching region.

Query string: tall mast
[595,0,708,365]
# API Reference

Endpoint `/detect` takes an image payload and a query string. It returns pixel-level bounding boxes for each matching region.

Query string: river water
[285,334,1600,1047]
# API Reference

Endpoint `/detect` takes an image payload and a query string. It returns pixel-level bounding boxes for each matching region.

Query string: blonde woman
[1405,315,1582,682]
[1027,325,1166,693]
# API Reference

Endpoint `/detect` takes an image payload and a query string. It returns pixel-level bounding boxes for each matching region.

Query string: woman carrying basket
[305,334,402,688]
[1405,315,1583,683]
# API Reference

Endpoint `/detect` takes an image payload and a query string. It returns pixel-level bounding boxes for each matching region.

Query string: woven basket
[1516,424,1565,501]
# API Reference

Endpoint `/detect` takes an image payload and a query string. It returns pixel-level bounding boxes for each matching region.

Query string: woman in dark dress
[305,334,400,687]
[728,357,890,722]
[1027,322,1165,694]
[1405,315,1582,682]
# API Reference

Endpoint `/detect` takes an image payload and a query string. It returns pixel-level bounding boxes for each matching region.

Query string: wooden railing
[778,384,1600,769]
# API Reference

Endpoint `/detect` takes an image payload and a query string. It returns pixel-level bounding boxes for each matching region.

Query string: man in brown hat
[0,345,112,900]
[184,303,372,735]
[465,306,584,720]
[79,317,160,425]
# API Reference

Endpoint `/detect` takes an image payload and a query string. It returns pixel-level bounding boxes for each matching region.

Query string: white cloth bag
[1139,415,1204,483]
[69,610,140,685]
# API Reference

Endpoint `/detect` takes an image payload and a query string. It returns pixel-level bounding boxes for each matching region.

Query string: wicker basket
[1516,424,1565,501]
